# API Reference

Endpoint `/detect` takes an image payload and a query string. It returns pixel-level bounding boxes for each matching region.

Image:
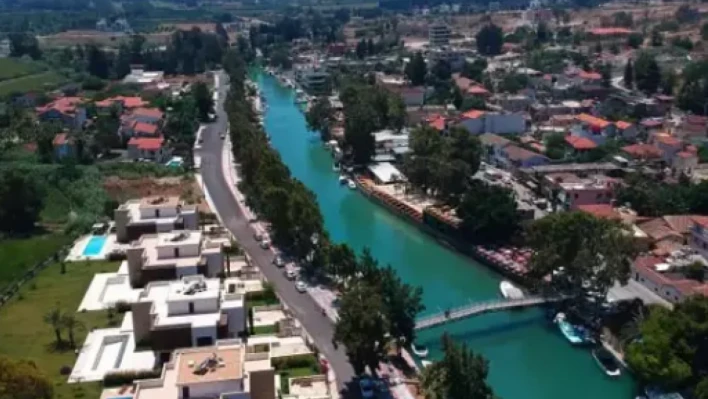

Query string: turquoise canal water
[256,71,636,399]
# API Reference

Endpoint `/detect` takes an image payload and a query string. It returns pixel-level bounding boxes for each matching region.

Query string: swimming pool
[83,236,107,257]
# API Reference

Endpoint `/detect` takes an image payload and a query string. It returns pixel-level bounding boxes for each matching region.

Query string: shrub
[103,369,162,387]
[60,365,72,375]
[114,301,131,313]
[271,354,318,371]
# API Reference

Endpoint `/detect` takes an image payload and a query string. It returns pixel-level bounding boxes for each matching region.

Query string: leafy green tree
[634,52,661,95]
[627,33,644,49]
[612,11,634,27]
[8,33,41,59]
[457,180,520,244]
[651,29,664,47]
[526,212,638,307]
[344,101,376,165]
[306,96,334,141]
[702,22,708,41]
[334,282,389,375]
[0,356,53,399]
[476,24,503,56]
[624,59,634,89]
[460,97,487,112]
[0,168,44,234]
[462,59,488,81]
[421,334,496,399]
[387,95,406,132]
[86,44,110,79]
[404,52,427,86]
[43,308,64,345]
[192,81,214,122]
[379,266,424,353]
[661,69,678,95]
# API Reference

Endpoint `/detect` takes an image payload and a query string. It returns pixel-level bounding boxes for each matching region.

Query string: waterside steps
[414,296,555,331]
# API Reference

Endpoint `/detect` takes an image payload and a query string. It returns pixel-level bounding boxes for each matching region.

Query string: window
[188,302,194,314]
[155,209,160,218]
[182,387,190,399]
[174,248,180,258]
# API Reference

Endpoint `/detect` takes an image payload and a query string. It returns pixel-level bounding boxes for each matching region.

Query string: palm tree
[44,308,64,345]
[61,313,84,349]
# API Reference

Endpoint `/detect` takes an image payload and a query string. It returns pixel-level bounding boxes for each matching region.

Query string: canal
[255,71,636,399]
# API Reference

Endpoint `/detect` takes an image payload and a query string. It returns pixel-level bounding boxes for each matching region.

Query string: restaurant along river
[255,71,636,399]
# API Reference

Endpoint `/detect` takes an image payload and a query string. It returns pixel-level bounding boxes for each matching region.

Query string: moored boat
[499,281,524,299]
[338,175,347,185]
[592,346,621,377]
[412,344,429,358]
[348,179,357,189]
[554,313,594,345]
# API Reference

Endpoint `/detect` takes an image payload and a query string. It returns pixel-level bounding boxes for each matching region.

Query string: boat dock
[415,296,557,331]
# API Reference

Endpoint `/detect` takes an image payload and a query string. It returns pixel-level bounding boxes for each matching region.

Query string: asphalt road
[197,71,357,396]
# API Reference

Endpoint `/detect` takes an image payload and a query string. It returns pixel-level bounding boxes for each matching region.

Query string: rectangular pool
[83,235,107,257]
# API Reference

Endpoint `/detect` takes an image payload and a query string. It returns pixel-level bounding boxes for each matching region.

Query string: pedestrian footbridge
[414,296,556,331]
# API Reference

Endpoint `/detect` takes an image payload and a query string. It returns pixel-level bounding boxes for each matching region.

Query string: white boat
[338,175,347,184]
[412,344,429,358]
[592,347,621,377]
[554,313,594,345]
[421,360,433,369]
[499,281,524,299]
[333,163,340,172]
[348,180,357,189]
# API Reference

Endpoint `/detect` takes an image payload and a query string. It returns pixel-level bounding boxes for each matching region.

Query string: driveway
[197,70,357,396]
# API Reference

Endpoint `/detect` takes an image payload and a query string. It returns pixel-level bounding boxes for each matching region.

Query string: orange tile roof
[133,122,158,136]
[52,133,69,146]
[691,216,708,228]
[128,136,164,150]
[467,85,490,95]
[578,70,602,80]
[461,110,485,119]
[132,107,163,119]
[654,133,682,146]
[622,143,662,159]
[37,97,84,116]
[565,135,597,150]
[577,204,620,220]
[615,121,632,130]
[576,113,611,129]
[427,114,446,131]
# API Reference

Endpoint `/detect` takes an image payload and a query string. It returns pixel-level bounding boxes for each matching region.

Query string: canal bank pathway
[255,71,637,399]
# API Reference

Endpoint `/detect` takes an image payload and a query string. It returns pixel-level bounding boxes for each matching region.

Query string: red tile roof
[615,121,632,130]
[427,114,447,131]
[677,151,696,159]
[128,136,164,151]
[467,85,490,95]
[37,97,84,116]
[691,216,708,228]
[565,135,597,150]
[578,70,602,80]
[461,110,485,119]
[52,133,69,146]
[654,133,682,146]
[576,113,611,129]
[133,122,158,136]
[577,204,620,219]
[132,107,164,119]
[622,143,662,159]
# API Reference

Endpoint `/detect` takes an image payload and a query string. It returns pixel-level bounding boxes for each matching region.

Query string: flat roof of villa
[140,196,181,208]
[177,347,243,385]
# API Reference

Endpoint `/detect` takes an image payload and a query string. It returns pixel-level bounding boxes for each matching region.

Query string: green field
[0,233,74,291]
[0,261,119,399]
[0,58,45,81]
[0,71,67,97]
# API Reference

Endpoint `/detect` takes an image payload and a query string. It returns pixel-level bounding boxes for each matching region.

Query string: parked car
[285,269,297,280]
[359,378,375,399]
[273,256,285,267]
[260,239,271,249]
[295,280,307,293]
[254,232,263,242]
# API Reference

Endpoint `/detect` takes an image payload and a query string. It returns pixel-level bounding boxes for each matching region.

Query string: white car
[295,280,307,293]
[359,378,375,398]
[273,256,285,268]
[260,239,271,249]
[254,232,263,242]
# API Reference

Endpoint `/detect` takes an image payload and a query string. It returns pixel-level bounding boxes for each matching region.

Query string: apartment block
[131,276,245,352]
[126,231,223,288]
[131,343,276,399]
[115,196,199,243]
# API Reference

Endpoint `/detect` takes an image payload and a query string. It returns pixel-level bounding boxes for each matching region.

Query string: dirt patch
[103,176,211,213]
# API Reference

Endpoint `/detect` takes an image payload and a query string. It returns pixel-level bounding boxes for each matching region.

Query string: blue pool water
[83,235,107,256]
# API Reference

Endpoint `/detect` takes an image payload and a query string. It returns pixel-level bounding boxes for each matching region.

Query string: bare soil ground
[103,176,212,213]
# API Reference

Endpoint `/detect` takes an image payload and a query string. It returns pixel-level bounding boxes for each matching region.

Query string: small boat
[348,179,357,189]
[499,281,524,299]
[592,346,621,377]
[421,360,433,368]
[338,175,347,185]
[554,313,594,345]
[412,344,429,358]
[333,163,340,172]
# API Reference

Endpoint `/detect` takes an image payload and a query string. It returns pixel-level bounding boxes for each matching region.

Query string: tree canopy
[457,180,521,244]
[476,24,503,56]
[0,356,53,399]
[0,167,44,234]
[634,52,661,95]
[404,52,427,86]
[306,96,335,141]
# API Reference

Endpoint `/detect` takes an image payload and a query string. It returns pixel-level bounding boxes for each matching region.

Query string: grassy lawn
[279,366,320,395]
[252,324,279,335]
[0,71,67,97]
[0,58,45,81]
[0,233,74,291]
[0,260,120,399]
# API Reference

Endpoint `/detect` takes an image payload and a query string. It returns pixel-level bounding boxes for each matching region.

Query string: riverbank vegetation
[224,50,431,377]
[626,296,708,399]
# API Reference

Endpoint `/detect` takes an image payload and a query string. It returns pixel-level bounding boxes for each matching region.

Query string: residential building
[570,113,614,144]
[479,133,512,166]
[52,133,74,160]
[120,107,164,138]
[373,129,409,158]
[36,97,86,129]
[632,254,708,304]
[114,196,199,243]
[689,216,708,260]
[123,66,165,85]
[427,47,466,71]
[651,132,683,163]
[127,137,171,163]
[543,173,619,210]
[586,27,633,42]
[493,94,532,112]
[621,143,663,162]
[296,67,329,95]
[458,110,525,135]
[564,135,597,155]
[96,96,148,112]
[500,145,548,170]
[131,343,276,399]
[676,115,707,140]
[428,23,451,47]
[125,230,224,287]
[131,275,245,351]
[638,215,697,256]
[375,74,426,106]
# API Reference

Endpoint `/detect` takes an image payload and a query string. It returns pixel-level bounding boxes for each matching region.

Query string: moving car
[295,280,307,293]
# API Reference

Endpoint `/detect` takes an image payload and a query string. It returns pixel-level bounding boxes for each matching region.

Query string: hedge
[271,354,318,371]
[103,369,162,387]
